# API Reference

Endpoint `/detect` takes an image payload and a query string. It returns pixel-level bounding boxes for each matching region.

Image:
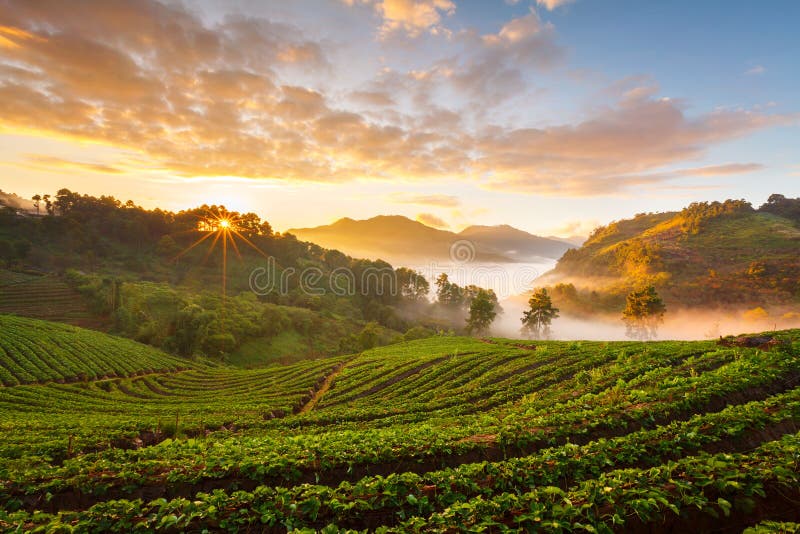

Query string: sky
[0,0,798,237]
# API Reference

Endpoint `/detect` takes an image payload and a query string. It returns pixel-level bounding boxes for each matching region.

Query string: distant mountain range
[287,215,576,263]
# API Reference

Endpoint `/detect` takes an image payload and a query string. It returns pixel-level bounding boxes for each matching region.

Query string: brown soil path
[299,362,348,414]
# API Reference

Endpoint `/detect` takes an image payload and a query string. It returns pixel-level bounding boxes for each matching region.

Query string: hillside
[545,196,800,312]
[0,271,101,328]
[2,317,799,531]
[0,190,454,362]
[0,314,187,385]
[288,215,573,263]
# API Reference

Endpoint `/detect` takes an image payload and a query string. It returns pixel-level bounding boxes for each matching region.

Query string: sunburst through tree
[175,208,269,341]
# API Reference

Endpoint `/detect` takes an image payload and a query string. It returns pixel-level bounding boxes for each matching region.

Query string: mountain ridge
[542,195,800,313]
[287,215,575,263]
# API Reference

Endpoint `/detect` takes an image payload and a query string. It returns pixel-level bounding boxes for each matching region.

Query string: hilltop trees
[395,267,430,301]
[622,285,666,340]
[521,288,559,339]
[760,193,800,223]
[435,273,464,308]
[434,274,499,335]
[466,289,497,336]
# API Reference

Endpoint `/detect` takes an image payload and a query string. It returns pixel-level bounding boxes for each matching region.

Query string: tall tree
[42,194,53,215]
[395,267,429,301]
[32,194,41,215]
[622,285,666,340]
[466,288,497,336]
[521,287,559,339]
[435,273,463,308]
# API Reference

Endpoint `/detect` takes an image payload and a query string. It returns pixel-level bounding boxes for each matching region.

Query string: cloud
[410,9,563,103]
[549,219,598,238]
[745,65,766,76]
[0,2,793,198]
[375,0,455,38]
[349,90,396,107]
[416,212,450,228]
[345,0,455,38]
[536,0,576,10]
[390,193,461,207]
[480,87,794,195]
[670,163,765,177]
[24,154,125,174]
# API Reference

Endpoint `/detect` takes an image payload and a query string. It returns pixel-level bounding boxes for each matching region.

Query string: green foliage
[759,193,800,224]
[0,314,187,386]
[403,325,435,341]
[465,288,497,336]
[622,285,666,340]
[0,189,444,350]
[1,322,798,532]
[552,195,800,313]
[435,273,463,308]
[521,287,560,339]
[678,198,754,234]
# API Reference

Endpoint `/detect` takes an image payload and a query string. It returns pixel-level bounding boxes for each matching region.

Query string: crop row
[4,344,795,506]
[5,428,798,533]
[0,315,188,386]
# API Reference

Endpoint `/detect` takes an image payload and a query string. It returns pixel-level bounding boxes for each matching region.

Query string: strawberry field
[0,315,798,532]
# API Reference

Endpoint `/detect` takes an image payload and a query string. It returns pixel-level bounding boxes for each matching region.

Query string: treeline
[1,189,506,359]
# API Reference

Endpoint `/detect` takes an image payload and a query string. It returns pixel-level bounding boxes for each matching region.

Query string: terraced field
[0,272,98,327]
[0,315,798,532]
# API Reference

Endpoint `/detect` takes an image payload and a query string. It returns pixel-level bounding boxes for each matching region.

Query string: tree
[435,273,463,308]
[466,288,497,336]
[42,194,53,215]
[156,235,180,257]
[395,267,429,301]
[521,288,559,339]
[622,285,666,340]
[32,194,41,215]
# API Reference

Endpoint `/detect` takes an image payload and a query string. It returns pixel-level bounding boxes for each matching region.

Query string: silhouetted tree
[395,267,429,301]
[622,285,666,340]
[521,287,559,339]
[466,288,497,336]
[435,273,463,308]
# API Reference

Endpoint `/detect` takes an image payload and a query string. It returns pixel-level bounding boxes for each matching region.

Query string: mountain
[287,215,574,263]
[458,224,575,261]
[546,234,587,247]
[543,195,800,311]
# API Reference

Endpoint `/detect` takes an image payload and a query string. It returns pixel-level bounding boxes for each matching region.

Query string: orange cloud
[536,0,576,10]
[0,25,43,49]
[23,154,125,174]
[416,212,450,228]
[375,0,455,38]
[390,193,461,207]
[0,1,792,197]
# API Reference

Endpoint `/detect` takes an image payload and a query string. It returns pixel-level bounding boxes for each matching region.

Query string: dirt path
[299,362,347,414]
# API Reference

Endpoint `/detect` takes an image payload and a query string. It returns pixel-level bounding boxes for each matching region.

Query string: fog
[395,259,800,341]
[493,298,800,341]
[407,259,557,300]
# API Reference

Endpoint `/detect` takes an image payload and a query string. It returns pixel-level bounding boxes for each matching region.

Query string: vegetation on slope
[547,196,800,316]
[0,319,798,532]
[0,190,454,363]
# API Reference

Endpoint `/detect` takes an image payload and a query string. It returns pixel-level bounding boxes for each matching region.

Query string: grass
[227,330,311,367]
